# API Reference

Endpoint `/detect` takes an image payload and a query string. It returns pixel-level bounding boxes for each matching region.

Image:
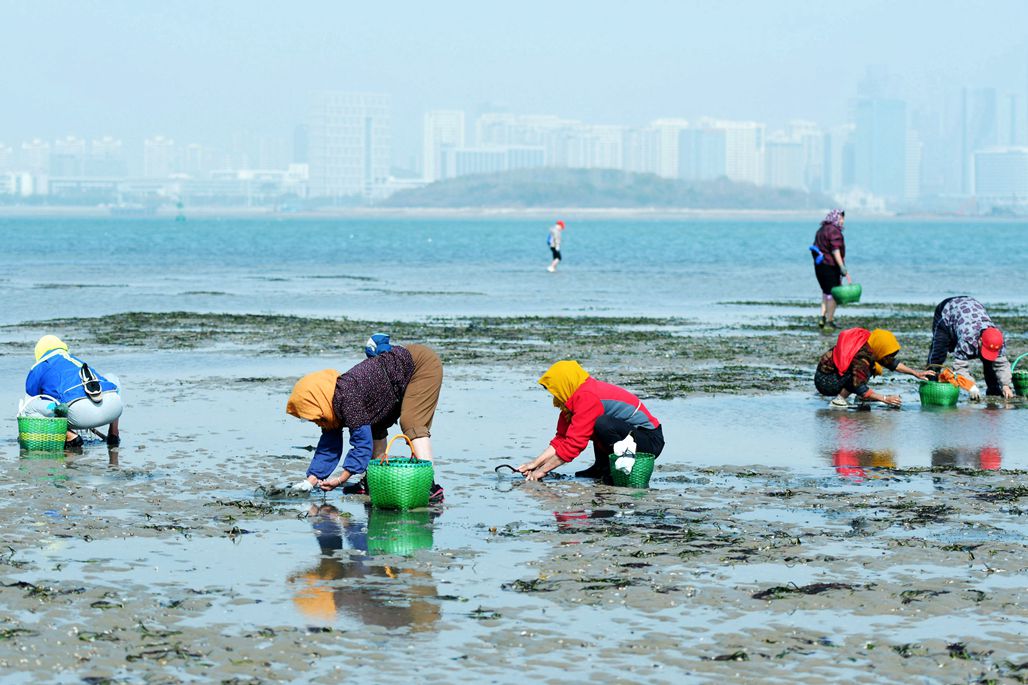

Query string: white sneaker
[547,265,556,272]
[829,397,849,409]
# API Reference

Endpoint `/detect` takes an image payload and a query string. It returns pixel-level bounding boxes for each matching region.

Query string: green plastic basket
[607,452,656,488]
[1013,353,1028,397]
[17,416,68,451]
[919,381,959,407]
[366,509,434,556]
[366,435,435,510]
[830,283,862,305]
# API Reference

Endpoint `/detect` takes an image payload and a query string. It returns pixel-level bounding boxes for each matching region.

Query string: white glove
[968,385,981,401]
[614,456,636,474]
[612,434,637,457]
[290,479,314,493]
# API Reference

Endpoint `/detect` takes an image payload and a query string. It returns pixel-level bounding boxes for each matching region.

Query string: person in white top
[547,220,565,272]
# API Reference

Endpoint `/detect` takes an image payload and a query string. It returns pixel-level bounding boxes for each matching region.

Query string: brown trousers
[399,344,443,439]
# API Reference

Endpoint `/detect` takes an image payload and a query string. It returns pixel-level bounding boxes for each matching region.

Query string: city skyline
[2,2,1028,159]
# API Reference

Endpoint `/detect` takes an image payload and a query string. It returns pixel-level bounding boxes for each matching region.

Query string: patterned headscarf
[822,209,845,228]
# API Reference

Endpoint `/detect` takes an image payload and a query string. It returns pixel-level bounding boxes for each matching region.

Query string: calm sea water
[1,215,1026,325]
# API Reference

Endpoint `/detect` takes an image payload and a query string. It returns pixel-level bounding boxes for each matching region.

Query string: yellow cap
[34,335,68,362]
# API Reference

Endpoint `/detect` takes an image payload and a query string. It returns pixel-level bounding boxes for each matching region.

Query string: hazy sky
[3,1,1027,164]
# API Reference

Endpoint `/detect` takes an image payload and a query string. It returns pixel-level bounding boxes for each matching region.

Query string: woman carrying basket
[518,360,664,483]
[810,208,851,330]
[286,339,444,503]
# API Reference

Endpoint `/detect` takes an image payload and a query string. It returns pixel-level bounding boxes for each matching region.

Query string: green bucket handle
[1012,353,1028,374]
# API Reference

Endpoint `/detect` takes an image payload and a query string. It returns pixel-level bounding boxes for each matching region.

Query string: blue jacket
[25,351,117,403]
[307,424,373,479]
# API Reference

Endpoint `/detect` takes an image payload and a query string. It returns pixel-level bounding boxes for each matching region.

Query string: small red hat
[556,220,565,228]
[980,327,1003,361]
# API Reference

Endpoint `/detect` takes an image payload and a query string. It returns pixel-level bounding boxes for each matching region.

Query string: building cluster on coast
[2,77,1027,213]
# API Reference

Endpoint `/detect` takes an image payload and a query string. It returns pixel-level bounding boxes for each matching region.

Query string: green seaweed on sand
[892,643,929,658]
[502,578,558,593]
[0,627,38,640]
[899,589,949,604]
[125,643,206,663]
[752,582,857,600]
[947,642,993,661]
[78,630,119,642]
[707,650,749,661]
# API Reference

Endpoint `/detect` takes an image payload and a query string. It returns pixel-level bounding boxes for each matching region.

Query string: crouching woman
[21,335,123,448]
[518,360,664,482]
[814,328,932,408]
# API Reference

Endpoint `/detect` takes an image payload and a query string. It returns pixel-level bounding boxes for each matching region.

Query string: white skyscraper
[765,133,805,189]
[144,135,177,178]
[308,91,391,198]
[650,119,691,178]
[423,110,465,182]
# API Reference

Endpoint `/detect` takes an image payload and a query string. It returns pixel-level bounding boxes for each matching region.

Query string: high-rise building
[676,119,764,184]
[0,142,14,172]
[974,147,1028,209]
[87,136,126,177]
[50,136,87,176]
[678,126,726,181]
[853,98,908,199]
[788,120,825,192]
[20,139,50,174]
[144,135,178,178]
[650,119,691,178]
[765,133,805,189]
[824,124,855,193]
[308,91,391,198]
[622,127,660,176]
[962,87,998,194]
[423,110,465,182]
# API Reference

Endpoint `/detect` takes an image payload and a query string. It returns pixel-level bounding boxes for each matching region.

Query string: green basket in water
[366,509,434,556]
[366,435,435,510]
[1013,354,1028,397]
[18,416,68,451]
[919,381,959,407]
[607,453,657,488]
[830,283,862,305]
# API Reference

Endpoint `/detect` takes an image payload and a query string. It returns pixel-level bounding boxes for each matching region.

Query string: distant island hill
[381,168,831,210]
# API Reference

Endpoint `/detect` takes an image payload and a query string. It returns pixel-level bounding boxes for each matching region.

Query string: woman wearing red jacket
[518,361,664,482]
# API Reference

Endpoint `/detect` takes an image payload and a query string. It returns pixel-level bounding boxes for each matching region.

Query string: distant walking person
[810,209,851,329]
[927,296,1014,400]
[547,220,565,272]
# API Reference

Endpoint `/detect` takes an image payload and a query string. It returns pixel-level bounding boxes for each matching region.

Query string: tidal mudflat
[1,302,1027,683]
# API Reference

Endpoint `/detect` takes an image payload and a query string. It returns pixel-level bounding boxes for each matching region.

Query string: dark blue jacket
[25,351,117,403]
[307,425,373,479]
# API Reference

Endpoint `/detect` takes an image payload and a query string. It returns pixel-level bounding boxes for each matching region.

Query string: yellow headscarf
[538,360,590,409]
[34,335,68,362]
[286,369,341,430]
[867,329,900,376]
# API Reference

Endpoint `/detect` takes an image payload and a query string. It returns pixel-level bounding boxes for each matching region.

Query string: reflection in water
[18,450,69,483]
[832,449,896,482]
[931,446,1002,470]
[289,504,440,630]
[824,412,898,481]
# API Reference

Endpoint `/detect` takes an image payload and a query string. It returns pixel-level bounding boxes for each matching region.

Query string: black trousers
[587,415,665,475]
[928,297,1003,395]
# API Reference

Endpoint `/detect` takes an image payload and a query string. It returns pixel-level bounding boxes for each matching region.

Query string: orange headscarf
[286,369,340,430]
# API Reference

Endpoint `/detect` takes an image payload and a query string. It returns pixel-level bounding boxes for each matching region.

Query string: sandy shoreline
[0,205,941,221]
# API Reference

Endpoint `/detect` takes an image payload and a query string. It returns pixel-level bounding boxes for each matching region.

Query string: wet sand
[1,304,1027,683]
